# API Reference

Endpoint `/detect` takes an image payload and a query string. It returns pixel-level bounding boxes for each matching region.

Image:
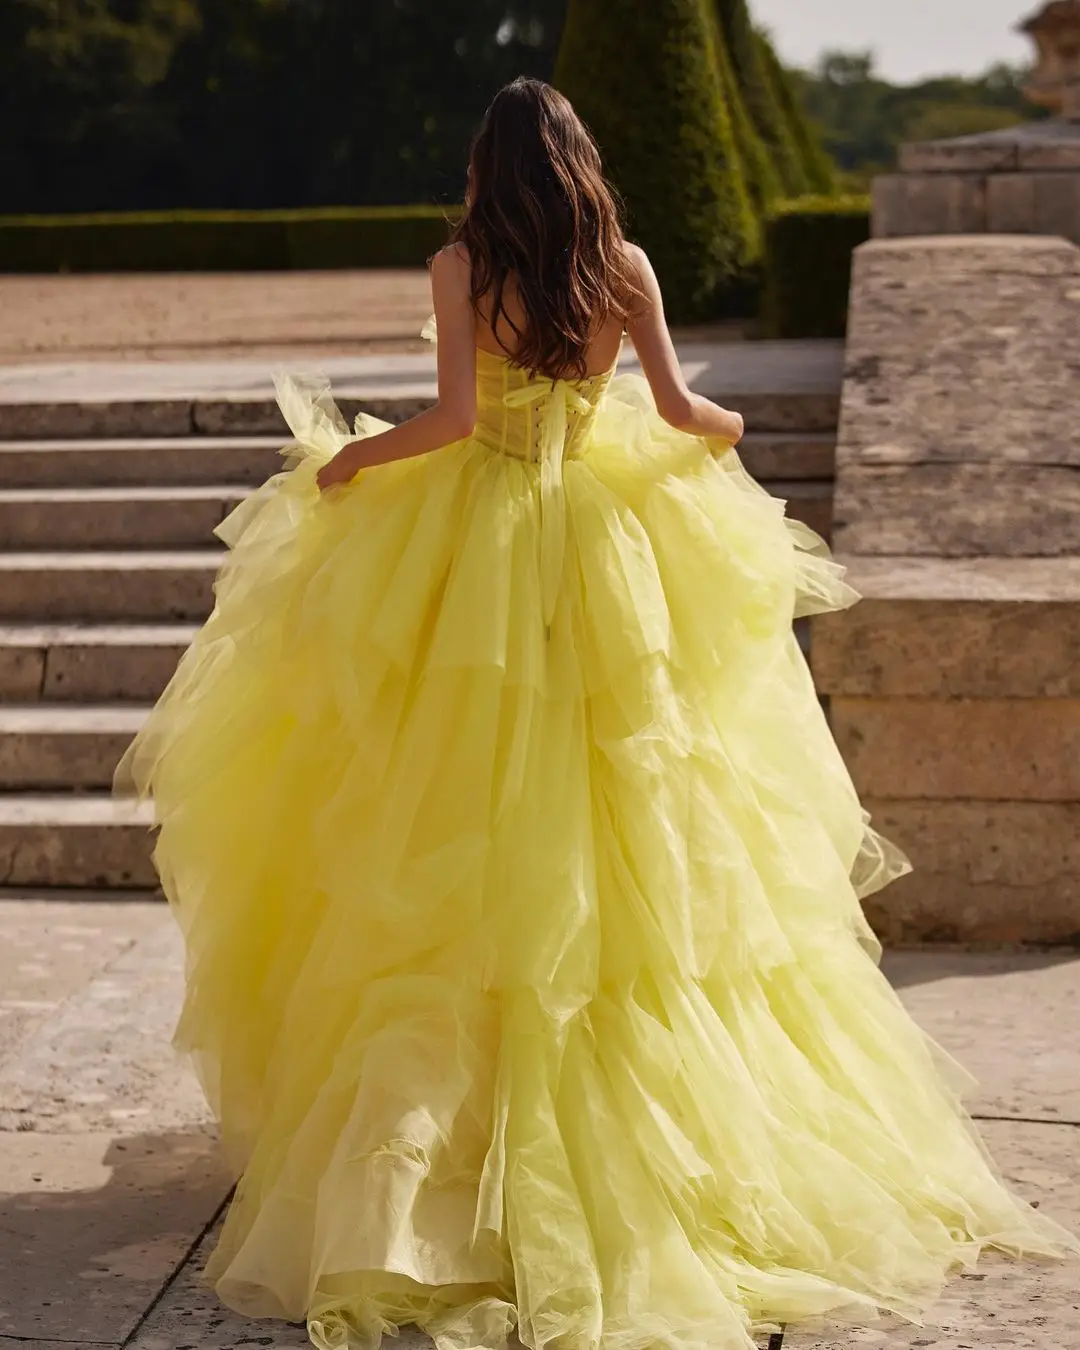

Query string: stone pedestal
[873,122,1080,244]
[817,234,1080,944]
[835,234,1080,557]
[874,2,1080,246]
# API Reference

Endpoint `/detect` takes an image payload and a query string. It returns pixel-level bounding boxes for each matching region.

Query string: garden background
[0,0,1048,330]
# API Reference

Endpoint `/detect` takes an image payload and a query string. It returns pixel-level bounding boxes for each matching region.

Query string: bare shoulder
[619,239,661,314]
[620,239,647,280]
[431,242,471,278]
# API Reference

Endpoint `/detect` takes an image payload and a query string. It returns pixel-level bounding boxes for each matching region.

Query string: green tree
[0,0,201,211]
[902,102,1026,144]
[0,0,569,213]
[555,0,757,321]
[789,51,1041,186]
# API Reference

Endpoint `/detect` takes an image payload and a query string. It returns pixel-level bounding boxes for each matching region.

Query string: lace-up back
[471,346,617,628]
[473,345,616,461]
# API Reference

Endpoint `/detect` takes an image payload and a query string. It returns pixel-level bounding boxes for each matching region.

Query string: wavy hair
[449,77,642,382]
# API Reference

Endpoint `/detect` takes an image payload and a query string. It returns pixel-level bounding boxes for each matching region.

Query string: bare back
[473,273,627,378]
[426,241,743,449]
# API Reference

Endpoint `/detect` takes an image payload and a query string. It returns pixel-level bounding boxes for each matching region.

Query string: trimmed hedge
[709,12,782,218]
[755,33,837,197]
[556,0,758,324]
[761,195,870,339]
[715,0,807,198]
[3,196,870,342]
[0,206,459,273]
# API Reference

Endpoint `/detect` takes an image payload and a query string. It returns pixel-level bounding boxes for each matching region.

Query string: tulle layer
[117,371,1079,1350]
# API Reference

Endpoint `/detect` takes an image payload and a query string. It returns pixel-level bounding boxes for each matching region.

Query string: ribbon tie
[503,379,593,631]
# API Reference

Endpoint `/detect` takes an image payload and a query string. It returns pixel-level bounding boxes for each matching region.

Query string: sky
[751,0,1036,83]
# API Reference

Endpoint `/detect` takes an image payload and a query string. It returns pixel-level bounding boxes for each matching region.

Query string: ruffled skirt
[118,371,1080,1350]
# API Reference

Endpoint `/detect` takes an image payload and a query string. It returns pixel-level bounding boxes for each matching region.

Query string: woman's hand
[705,432,738,458]
[316,445,362,493]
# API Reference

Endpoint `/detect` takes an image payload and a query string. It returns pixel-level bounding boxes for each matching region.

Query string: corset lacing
[502,377,595,631]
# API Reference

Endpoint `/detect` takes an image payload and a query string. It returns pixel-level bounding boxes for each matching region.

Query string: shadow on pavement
[0,1124,232,1345]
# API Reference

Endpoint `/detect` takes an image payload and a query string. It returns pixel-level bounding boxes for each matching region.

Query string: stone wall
[873,123,1080,243]
[835,235,1080,557]
[814,234,1080,944]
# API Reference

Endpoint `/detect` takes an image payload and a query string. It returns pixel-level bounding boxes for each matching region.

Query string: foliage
[789,52,1043,187]
[0,2,1047,222]
[556,0,758,322]
[714,0,822,197]
[760,195,871,339]
[709,12,784,215]
[754,33,835,195]
[10,3,1031,333]
[0,207,459,272]
[0,0,567,213]
[556,0,840,321]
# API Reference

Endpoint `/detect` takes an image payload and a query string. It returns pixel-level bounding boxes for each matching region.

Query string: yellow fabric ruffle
[117,351,1080,1350]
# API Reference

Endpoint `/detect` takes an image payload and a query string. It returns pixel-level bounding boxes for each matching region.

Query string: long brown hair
[449,77,642,382]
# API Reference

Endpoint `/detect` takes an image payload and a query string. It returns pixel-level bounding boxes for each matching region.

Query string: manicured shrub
[761,195,870,338]
[714,0,810,197]
[755,34,836,196]
[283,207,460,269]
[0,206,459,272]
[709,13,783,217]
[556,0,758,322]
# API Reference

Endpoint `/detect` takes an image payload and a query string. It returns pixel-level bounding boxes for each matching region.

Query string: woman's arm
[316,245,478,491]
[623,243,744,448]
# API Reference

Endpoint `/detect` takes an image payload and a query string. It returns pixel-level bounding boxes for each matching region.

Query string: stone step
[0,610,819,710]
[0,794,155,888]
[0,486,249,549]
[737,432,834,482]
[0,883,162,902]
[0,706,144,790]
[0,347,842,439]
[0,393,426,440]
[0,623,195,703]
[0,471,830,554]
[0,553,219,622]
[0,436,283,488]
[0,480,831,631]
[0,430,834,490]
[773,480,833,540]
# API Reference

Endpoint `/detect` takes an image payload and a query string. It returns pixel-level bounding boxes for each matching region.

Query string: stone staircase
[0,382,838,894]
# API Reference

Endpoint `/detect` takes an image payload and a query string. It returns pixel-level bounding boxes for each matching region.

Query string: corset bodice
[470,346,617,632]
[472,345,616,461]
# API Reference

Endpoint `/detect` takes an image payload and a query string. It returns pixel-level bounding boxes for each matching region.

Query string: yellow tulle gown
[117,329,1079,1350]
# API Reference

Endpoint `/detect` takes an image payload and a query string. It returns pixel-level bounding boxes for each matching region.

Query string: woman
[118,77,1078,1350]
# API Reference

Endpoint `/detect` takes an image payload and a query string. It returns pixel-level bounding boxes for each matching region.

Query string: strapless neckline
[474,343,620,385]
[422,313,621,383]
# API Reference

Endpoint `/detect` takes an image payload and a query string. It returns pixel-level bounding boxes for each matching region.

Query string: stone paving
[0,269,747,366]
[0,332,844,447]
[0,338,845,408]
[1,898,1078,1349]
[0,265,843,435]
[0,270,438,364]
